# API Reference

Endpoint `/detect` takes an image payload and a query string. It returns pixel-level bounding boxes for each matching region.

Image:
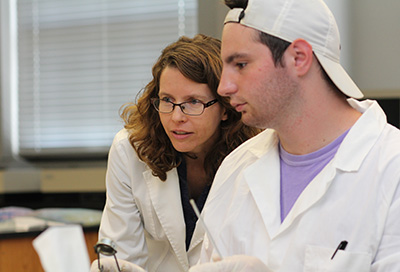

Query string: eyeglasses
[151,98,218,116]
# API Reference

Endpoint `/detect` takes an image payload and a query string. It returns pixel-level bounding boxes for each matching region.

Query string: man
[189,0,400,271]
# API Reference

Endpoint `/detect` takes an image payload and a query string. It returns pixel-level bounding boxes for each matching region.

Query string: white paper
[32,224,90,272]
[14,216,64,232]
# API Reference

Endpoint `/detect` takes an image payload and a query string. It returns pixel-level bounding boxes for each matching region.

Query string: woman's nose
[171,105,187,122]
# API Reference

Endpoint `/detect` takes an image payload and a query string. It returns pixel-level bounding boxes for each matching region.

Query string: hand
[189,255,272,272]
[90,258,146,272]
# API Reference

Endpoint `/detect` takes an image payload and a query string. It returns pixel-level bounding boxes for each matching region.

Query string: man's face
[218,23,298,129]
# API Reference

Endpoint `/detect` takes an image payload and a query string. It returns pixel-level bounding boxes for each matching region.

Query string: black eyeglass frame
[151,98,218,116]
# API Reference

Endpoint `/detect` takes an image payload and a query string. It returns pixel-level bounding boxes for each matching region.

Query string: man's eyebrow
[225,53,248,64]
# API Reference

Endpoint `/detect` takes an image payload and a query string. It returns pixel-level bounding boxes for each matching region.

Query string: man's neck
[278,99,361,155]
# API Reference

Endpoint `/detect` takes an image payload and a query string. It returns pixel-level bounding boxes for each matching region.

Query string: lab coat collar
[144,169,190,270]
[244,130,338,238]
[244,99,387,238]
[243,130,282,237]
[334,99,386,172]
[281,99,386,235]
[245,137,282,237]
[189,222,204,251]
[187,220,205,267]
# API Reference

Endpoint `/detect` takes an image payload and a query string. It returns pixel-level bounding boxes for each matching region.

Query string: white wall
[2,0,399,193]
[327,0,400,97]
[350,1,400,97]
[198,0,228,39]
[0,167,106,193]
[200,0,400,98]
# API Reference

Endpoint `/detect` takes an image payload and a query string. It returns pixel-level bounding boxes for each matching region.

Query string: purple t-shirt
[279,130,349,222]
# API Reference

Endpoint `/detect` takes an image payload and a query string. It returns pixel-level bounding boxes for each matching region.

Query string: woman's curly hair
[120,34,261,182]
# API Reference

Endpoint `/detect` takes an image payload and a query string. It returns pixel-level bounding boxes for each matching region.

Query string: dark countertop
[0,192,106,210]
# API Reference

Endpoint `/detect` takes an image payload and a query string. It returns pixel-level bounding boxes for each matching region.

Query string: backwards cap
[224,0,363,99]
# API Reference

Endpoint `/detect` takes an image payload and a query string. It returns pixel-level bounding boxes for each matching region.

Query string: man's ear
[286,39,313,76]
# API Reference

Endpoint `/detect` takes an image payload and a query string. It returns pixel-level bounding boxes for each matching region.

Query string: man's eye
[237,62,247,69]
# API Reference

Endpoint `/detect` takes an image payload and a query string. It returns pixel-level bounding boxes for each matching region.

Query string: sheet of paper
[13,216,64,232]
[33,224,90,272]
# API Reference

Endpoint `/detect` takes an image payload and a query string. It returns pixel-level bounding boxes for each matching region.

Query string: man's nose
[218,69,237,97]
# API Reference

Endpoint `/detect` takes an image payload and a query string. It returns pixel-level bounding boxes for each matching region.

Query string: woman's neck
[183,154,209,200]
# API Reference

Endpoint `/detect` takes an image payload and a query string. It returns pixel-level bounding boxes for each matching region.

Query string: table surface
[0,227,99,272]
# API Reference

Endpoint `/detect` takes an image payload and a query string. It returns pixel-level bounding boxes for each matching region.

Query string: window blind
[16,0,197,158]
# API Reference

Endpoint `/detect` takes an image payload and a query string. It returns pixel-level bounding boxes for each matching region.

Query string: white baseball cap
[224,0,364,99]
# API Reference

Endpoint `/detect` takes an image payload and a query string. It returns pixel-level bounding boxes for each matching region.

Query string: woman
[93,34,261,272]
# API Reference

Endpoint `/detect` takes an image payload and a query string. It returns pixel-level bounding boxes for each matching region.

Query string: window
[1,0,197,159]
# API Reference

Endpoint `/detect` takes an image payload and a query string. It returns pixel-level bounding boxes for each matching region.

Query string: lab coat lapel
[244,133,338,240]
[245,140,282,239]
[279,162,337,234]
[187,220,204,266]
[242,100,386,240]
[279,100,385,234]
[189,221,204,251]
[144,169,189,270]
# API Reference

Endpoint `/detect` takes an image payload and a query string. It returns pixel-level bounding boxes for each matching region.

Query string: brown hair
[120,34,261,182]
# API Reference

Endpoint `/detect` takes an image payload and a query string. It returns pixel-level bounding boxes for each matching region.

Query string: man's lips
[231,102,246,112]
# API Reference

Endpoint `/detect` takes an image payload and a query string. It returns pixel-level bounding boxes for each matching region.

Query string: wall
[0,0,229,194]
[350,0,400,97]
[198,0,228,39]
[199,0,400,98]
[1,0,400,194]
[0,166,106,193]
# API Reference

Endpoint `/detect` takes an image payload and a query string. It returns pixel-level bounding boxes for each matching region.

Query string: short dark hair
[257,32,290,67]
[224,0,340,92]
[225,0,248,9]
[225,0,290,67]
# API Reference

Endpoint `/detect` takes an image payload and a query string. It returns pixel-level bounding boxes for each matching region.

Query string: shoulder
[208,129,277,192]
[108,128,142,166]
[375,124,400,169]
[222,128,277,164]
[382,123,400,143]
[112,128,131,146]
[109,128,136,153]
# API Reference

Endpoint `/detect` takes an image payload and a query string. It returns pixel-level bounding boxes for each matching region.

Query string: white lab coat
[198,99,400,271]
[99,129,204,272]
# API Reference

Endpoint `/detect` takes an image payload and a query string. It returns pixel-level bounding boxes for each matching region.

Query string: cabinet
[0,229,98,272]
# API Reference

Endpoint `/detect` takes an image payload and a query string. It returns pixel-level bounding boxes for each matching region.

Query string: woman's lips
[172,130,193,139]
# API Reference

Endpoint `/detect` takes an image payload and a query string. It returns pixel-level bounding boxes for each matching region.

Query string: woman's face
[158,66,227,157]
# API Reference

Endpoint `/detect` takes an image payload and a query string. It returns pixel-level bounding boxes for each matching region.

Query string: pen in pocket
[331,240,348,259]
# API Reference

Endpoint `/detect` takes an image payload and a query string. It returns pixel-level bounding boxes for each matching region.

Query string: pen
[331,240,348,260]
[189,199,223,259]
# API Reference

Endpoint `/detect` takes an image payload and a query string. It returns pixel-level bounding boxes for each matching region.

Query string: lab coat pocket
[304,245,371,272]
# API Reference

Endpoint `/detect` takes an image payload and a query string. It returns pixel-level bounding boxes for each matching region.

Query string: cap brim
[315,53,364,99]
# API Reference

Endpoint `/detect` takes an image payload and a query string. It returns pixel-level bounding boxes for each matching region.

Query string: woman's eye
[161,97,172,102]
[189,99,201,105]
